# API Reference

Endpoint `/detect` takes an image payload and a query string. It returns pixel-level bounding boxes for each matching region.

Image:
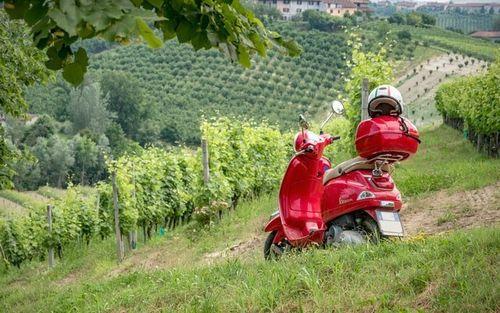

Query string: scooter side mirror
[331,100,344,115]
[320,100,344,133]
[299,114,309,130]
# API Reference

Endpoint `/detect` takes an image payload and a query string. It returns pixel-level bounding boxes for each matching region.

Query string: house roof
[470,31,500,38]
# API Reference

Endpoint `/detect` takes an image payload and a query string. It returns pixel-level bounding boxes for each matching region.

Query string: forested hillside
[12,15,496,192]
[28,27,350,145]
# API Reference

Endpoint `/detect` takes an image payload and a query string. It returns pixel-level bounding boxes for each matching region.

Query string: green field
[436,13,495,34]
[362,21,499,61]
[25,20,499,146]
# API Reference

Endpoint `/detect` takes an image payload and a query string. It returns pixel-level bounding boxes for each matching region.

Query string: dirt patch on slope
[54,271,79,287]
[402,183,500,235]
[203,236,261,264]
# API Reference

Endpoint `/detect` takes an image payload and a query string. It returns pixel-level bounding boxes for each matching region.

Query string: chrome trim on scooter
[380,200,395,208]
[270,210,280,220]
[357,191,376,200]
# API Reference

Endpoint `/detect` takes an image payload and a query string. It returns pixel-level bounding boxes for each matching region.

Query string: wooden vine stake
[202,139,210,184]
[130,163,137,249]
[202,139,220,219]
[46,205,54,269]
[361,78,370,121]
[112,171,124,263]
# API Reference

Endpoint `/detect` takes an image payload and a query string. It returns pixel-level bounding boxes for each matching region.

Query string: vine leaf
[136,18,163,48]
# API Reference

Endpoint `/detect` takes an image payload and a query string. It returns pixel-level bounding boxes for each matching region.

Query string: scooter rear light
[371,176,394,190]
[357,191,375,200]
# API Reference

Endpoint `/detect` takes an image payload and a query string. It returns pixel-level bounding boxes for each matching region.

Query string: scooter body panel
[277,133,333,246]
[278,155,326,246]
[321,170,402,224]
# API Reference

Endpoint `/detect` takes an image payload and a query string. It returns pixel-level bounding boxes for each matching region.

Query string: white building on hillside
[258,0,370,19]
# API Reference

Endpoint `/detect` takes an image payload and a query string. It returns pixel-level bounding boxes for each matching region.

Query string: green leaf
[45,47,63,70]
[160,19,177,40]
[75,48,89,67]
[237,46,251,68]
[24,2,49,26]
[147,0,164,9]
[3,0,29,19]
[249,33,266,57]
[77,23,96,39]
[48,6,81,36]
[62,62,85,86]
[176,20,194,43]
[191,32,210,51]
[130,0,144,6]
[135,18,163,48]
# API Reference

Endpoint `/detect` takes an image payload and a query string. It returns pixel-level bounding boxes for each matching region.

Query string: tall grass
[0,190,48,210]
[0,227,497,312]
[394,125,500,196]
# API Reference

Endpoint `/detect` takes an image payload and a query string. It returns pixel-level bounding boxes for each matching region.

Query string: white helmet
[367,85,404,118]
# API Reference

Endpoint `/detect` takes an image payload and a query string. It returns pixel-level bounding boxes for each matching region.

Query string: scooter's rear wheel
[264,231,289,260]
[264,231,277,260]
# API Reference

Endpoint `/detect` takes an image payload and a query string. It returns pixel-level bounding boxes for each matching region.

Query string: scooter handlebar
[325,135,341,144]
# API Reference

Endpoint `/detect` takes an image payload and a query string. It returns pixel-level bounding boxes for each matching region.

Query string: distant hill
[88,26,350,144]
[25,21,498,145]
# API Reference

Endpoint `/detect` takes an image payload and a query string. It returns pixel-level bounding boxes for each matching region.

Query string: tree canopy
[2,0,301,85]
[0,10,49,188]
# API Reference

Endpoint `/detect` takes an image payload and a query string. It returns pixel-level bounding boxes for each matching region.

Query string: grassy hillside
[0,187,67,217]
[394,125,500,196]
[1,125,498,312]
[362,21,499,62]
[396,53,488,127]
[1,227,498,312]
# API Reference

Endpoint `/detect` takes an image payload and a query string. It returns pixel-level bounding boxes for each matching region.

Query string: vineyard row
[435,59,499,157]
[0,117,290,268]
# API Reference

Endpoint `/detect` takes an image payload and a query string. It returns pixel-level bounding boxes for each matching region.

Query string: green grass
[0,197,28,218]
[393,46,442,79]
[0,227,498,312]
[394,125,500,197]
[36,186,67,200]
[437,211,457,226]
[0,189,49,210]
[362,22,499,62]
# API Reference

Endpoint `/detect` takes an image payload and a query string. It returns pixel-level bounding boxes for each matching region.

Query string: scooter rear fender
[322,169,402,223]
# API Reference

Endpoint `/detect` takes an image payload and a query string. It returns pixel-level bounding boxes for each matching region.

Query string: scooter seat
[323,157,390,184]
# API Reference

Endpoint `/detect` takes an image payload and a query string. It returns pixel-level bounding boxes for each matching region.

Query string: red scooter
[263,101,420,258]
